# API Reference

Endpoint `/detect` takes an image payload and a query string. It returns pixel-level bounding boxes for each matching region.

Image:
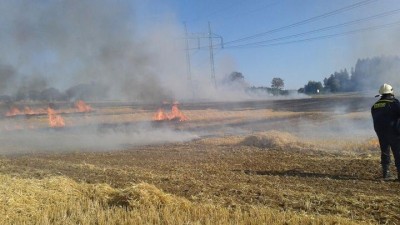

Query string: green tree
[303,81,323,94]
[324,69,350,92]
[271,77,284,89]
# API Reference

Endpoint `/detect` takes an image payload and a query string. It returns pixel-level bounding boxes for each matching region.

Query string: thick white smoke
[0,0,191,102]
[0,0,306,103]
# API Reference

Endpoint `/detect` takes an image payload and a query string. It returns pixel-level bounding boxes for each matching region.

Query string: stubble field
[0,94,399,224]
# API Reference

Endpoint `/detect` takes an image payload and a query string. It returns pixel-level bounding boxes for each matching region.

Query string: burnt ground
[0,94,399,224]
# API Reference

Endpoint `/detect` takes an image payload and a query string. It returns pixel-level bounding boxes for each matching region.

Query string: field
[1,94,399,224]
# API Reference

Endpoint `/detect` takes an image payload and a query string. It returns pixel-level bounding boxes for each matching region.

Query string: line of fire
[2,100,188,130]
[153,101,188,122]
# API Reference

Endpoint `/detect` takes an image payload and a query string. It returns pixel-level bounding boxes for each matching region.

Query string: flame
[153,108,168,121]
[5,107,22,117]
[168,103,188,121]
[75,100,92,113]
[153,102,188,122]
[6,106,47,117]
[47,108,65,128]
[24,107,35,115]
[5,101,92,118]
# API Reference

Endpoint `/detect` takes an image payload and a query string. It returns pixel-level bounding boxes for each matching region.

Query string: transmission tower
[184,23,194,98]
[184,22,223,90]
[208,22,217,88]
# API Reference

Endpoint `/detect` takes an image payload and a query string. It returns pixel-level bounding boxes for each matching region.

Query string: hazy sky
[1,0,400,101]
[136,0,400,89]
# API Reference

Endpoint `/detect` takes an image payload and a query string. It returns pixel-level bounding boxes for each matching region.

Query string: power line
[226,8,400,48]
[188,7,400,50]
[183,22,223,89]
[224,20,400,49]
[224,0,378,45]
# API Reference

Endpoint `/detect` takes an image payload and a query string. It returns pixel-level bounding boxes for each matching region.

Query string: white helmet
[379,83,394,95]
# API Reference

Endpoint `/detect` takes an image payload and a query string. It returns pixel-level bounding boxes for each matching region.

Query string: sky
[135,0,400,90]
[1,0,400,102]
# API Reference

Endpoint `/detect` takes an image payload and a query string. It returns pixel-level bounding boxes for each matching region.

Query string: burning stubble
[0,101,198,154]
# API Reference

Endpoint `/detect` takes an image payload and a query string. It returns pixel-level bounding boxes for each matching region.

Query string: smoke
[0,1,380,155]
[0,94,376,155]
[351,56,400,94]
[0,0,308,103]
[348,16,400,93]
[0,123,198,155]
[0,0,187,102]
[0,64,17,95]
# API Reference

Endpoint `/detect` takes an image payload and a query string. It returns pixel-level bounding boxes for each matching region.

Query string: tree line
[299,56,400,94]
[224,72,290,96]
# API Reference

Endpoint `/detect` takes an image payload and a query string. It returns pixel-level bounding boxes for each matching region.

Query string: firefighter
[371,83,400,180]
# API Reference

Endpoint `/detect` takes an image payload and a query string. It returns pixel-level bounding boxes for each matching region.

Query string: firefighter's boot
[383,168,392,180]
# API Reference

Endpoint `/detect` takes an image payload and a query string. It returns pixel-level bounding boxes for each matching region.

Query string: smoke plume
[0,0,191,102]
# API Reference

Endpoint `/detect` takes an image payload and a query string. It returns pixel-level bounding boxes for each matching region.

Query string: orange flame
[5,107,22,117]
[6,106,47,117]
[168,103,188,121]
[153,102,188,122]
[47,108,65,128]
[153,108,168,121]
[75,100,92,113]
[24,107,35,115]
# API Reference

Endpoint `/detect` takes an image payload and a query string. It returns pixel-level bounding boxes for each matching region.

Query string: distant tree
[303,81,323,94]
[247,86,288,96]
[324,75,340,92]
[228,71,244,82]
[299,55,400,94]
[247,86,271,95]
[271,77,284,90]
[324,69,351,92]
[350,56,400,91]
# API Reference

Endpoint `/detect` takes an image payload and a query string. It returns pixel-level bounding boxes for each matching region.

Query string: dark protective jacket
[371,94,400,135]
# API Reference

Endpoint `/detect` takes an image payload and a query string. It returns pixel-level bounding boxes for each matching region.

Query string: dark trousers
[377,132,400,172]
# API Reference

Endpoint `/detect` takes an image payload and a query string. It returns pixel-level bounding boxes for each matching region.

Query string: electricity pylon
[184,22,223,90]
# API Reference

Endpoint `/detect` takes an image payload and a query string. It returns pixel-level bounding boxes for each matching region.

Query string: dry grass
[241,131,315,150]
[0,131,397,224]
[0,106,308,132]
[0,97,398,224]
[200,131,380,154]
[0,174,362,225]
